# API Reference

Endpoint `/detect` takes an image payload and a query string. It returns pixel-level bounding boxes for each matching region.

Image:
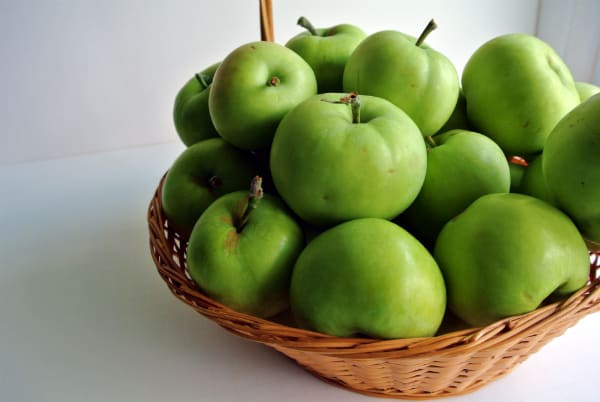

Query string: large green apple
[290,218,446,339]
[401,129,510,248]
[187,177,304,318]
[173,62,220,146]
[209,41,317,150]
[285,16,366,92]
[434,193,590,327]
[343,20,459,136]
[270,93,427,227]
[161,138,259,234]
[543,93,600,242]
[462,34,580,155]
[575,81,600,102]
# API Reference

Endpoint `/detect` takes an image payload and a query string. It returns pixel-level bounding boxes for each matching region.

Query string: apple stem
[195,73,212,88]
[268,76,280,87]
[415,19,437,47]
[425,135,437,149]
[235,176,264,233]
[349,93,360,124]
[297,16,319,36]
[508,155,529,167]
[321,92,361,124]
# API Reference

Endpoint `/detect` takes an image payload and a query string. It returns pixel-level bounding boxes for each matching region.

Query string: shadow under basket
[148,173,600,399]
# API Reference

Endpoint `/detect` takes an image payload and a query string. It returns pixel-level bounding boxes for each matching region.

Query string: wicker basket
[149,3,600,397]
[148,172,600,399]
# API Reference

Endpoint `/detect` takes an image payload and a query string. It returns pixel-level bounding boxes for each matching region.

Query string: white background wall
[0,0,598,165]
[536,0,600,85]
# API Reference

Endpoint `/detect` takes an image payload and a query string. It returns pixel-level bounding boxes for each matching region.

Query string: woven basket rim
[148,172,600,359]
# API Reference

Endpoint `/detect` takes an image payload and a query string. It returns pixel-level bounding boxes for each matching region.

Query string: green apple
[173,62,221,146]
[508,156,528,193]
[434,193,589,327]
[270,93,427,227]
[290,218,446,339]
[462,33,580,155]
[575,81,600,102]
[543,93,600,242]
[343,20,460,136]
[161,138,259,234]
[285,16,366,92]
[401,129,510,248]
[209,41,317,150]
[518,153,554,204]
[187,176,304,318]
[436,89,471,134]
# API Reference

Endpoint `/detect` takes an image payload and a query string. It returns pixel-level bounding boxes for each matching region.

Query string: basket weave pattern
[148,174,600,399]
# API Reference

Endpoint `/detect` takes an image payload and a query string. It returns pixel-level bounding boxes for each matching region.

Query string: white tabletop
[1,142,599,402]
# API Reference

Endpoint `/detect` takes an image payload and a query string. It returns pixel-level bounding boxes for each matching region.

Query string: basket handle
[260,0,274,41]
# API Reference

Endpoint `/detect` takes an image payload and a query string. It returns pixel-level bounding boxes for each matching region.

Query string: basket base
[270,344,525,400]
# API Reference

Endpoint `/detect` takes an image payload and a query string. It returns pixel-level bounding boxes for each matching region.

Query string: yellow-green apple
[270,93,426,227]
[434,193,589,327]
[575,81,600,102]
[518,154,554,204]
[161,138,258,234]
[209,41,317,150]
[186,176,304,318]
[291,218,446,338]
[462,33,580,155]
[543,93,600,242]
[343,20,459,136]
[173,62,220,146]
[436,89,471,133]
[508,156,528,192]
[285,16,366,92]
[401,129,510,248]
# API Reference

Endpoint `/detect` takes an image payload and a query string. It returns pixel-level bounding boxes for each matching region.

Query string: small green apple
[543,93,600,242]
[575,81,600,102]
[518,153,554,204]
[270,93,427,227]
[343,20,459,136]
[508,156,528,193]
[462,33,580,155]
[401,129,510,248]
[161,138,259,234]
[209,41,317,150]
[290,218,446,339]
[173,62,220,147]
[285,16,366,92]
[436,89,471,134]
[434,193,589,327]
[187,177,304,318]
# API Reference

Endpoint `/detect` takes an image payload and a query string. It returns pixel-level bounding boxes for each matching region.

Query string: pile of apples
[161,17,600,339]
